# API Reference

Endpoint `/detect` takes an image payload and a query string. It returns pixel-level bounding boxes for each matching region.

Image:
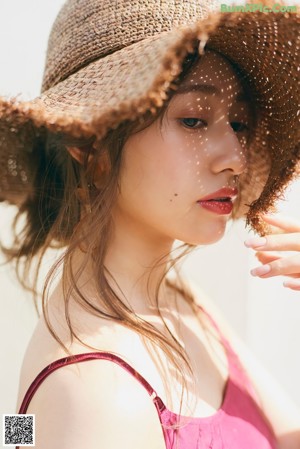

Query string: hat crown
[42,0,216,92]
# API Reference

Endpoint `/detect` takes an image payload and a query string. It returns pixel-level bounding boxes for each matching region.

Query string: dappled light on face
[166,50,251,190]
[118,49,254,247]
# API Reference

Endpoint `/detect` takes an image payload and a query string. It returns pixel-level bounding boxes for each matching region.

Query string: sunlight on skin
[102,50,254,311]
[113,50,251,249]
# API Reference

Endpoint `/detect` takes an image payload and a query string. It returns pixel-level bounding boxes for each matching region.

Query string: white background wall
[0,0,300,433]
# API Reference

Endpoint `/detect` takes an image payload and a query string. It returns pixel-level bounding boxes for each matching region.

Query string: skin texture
[115,50,249,247]
[104,50,250,310]
[18,50,300,449]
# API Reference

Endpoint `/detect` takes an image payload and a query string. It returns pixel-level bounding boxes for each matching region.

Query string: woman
[0,0,299,447]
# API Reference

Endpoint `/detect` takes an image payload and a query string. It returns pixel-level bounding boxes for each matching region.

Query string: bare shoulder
[20,356,166,449]
[18,290,166,449]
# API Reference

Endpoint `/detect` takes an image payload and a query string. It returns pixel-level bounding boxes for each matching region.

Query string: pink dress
[17,306,277,448]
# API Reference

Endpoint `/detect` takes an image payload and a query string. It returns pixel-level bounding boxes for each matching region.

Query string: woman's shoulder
[19,342,166,449]
[17,305,167,448]
[17,274,221,408]
[17,307,147,408]
[19,285,123,366]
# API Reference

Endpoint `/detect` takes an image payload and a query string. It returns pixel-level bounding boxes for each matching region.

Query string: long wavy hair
[3,45,255,415]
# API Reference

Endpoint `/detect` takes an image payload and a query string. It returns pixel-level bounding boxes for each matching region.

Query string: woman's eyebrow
[173,83,248,101]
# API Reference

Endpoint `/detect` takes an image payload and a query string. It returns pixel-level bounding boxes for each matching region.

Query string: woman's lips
[197,187,238,215]
[198,199,234,215]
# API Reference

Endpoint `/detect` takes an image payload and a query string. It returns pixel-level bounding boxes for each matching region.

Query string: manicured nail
[244,237,267,248]
[283,281,300,290]
[250,264,271,277]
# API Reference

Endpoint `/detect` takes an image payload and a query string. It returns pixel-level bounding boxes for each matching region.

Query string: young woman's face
[114,50,251,246]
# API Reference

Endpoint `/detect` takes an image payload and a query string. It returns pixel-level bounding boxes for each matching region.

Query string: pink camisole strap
[18,351,164,415]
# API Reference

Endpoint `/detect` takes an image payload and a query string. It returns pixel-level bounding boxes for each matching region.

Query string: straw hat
[0,0,299,235]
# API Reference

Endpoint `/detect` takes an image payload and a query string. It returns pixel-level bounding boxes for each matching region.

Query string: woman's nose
[209,126,248,176]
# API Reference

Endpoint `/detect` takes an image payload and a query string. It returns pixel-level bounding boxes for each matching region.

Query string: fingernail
[283,281,295,288]
[244,237,267,248]
[250,264,271,277]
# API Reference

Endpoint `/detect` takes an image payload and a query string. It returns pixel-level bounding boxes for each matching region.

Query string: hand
[244,214,300,291]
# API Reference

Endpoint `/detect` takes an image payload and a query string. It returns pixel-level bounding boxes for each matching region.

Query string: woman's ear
[66,146,89,165]
[67,145,111,187]
[93,150,111,188]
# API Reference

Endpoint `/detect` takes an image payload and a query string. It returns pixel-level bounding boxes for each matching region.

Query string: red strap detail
[18,352,161,414]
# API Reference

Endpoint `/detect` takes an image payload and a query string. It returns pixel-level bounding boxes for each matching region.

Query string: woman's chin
[182,224,227,246]
[187,234,225,246]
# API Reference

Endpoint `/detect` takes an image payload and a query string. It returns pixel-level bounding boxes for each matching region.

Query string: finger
[255,252,300,277]
[244,233,300,252]
[283,279,300,291]
[255,250,300,277]
[255,251,281,264]
[260,214,300,233]
[258,216,287,235]
[250,254,300,278]
[260,226,284,235]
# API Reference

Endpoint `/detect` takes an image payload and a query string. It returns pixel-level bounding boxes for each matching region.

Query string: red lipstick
[197,187,238,215]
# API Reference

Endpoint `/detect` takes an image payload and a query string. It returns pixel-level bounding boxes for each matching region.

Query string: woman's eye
[180,118,207,129]
[230,122,249,133]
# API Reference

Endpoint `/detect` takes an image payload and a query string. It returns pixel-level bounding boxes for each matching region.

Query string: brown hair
[3,46,256,413]
[2,47,203,397]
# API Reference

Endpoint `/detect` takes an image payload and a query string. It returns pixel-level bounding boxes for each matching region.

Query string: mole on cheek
[170,193,178,202]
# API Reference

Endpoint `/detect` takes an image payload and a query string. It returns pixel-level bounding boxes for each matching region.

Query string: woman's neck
[103,222,175,314]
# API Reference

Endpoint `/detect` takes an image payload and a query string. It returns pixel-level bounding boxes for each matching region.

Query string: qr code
[3,414,35,447]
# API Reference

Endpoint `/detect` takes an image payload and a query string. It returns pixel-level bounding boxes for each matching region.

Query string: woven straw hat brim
[0,8,299,234]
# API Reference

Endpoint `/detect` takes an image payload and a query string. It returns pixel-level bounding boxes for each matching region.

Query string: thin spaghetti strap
[18,352,164,414]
